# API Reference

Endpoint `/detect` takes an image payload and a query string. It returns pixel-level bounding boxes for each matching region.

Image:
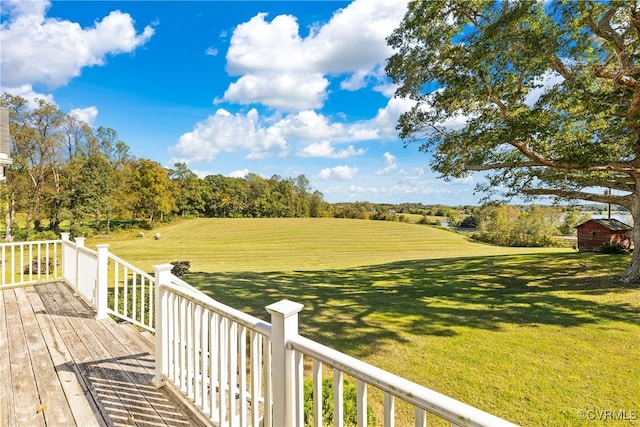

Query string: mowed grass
[90,217,566,272]
[90,218,640,426]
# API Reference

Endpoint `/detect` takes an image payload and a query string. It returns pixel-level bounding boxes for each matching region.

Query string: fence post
[152,263,174,388]
[267,299,304,427]
[95,244,109,320]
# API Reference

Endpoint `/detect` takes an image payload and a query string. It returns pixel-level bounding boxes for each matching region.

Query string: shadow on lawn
[185,252,639,357]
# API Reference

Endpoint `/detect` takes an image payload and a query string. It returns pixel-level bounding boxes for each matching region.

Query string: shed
[575,218,632,251]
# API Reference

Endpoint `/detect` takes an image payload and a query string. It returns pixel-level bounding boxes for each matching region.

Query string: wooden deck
[0,281,203,426]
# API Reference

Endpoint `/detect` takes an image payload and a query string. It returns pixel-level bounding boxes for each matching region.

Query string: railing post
[74,237,85,292]
[61,233,70,284]
[266,299,304,427]
[152,263,174,388]
[95,244,109,320]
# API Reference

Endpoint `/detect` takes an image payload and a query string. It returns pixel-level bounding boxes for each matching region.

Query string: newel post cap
[266,299,304,317]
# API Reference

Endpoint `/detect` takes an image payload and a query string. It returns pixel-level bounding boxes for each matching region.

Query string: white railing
[0,236,520,427]
[106,252,155,331]
[153,267,519,427]
[153,266,272,426]
[290,335,516,427]
[0,239,63,287]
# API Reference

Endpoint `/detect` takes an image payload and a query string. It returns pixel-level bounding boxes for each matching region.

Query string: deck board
[0,289,16,426]
[1,282,202,426]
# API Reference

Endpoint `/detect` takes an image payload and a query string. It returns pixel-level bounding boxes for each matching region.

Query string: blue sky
[1,0,483,205]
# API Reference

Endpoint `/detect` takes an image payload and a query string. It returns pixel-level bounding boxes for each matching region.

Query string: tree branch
[522,188,631,207]
[469,160,638,174]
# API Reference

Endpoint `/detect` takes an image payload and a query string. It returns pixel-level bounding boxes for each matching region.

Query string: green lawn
[90,218,640,426]
[90,217,567,272]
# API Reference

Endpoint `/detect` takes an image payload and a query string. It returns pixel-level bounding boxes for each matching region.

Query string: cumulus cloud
[219,73,329,111]
[170,97,415,165]
[69,106,98,127]
[169,108,288,163]
[318,165,358,180]
[229,168,250,178]
[298,141,366,158]
[1,84,55,109]
[1,0,154,88]
[205,47,219,56]
[220,0,407,110]
[376,152,397,175]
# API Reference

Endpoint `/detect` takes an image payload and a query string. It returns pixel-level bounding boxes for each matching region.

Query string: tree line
[1,94,330,240]
[1,93,594,247]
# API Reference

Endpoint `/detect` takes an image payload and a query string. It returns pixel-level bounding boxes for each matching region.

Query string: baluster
[123,266,129,317]
[250,331,260,427]
[179,295,188,392]
[263,338,272,427]
[219,317,228,425]
[228,321,238,426]
[415,407,426,427]
[140,276,146,325]
[148,278,154,329]
[295,350,303,426]
[113,263,119,313]
[313,360,323,427]
[193,303,201,405]
[210,311,219,419]
[384,392,395,427]
[334,370,344,427]
[132,271,138,322]
[201,307,209,414]
[238,325,247,426]
[357,379,367,427]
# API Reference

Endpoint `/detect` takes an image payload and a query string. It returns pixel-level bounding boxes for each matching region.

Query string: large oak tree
[387,0,640,283]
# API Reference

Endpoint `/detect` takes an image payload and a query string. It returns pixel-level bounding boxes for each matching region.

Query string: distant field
[89,217,568,272]
[89,218,639,426]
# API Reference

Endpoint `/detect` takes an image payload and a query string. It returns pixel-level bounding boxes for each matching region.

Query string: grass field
[90,218,640,426]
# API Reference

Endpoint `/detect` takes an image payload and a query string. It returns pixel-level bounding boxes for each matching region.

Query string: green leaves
[387,0,639,206]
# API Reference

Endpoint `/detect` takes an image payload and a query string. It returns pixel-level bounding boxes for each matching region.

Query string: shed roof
[576,218,632,231]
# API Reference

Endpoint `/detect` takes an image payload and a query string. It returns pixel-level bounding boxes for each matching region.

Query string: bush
[170,260,191,276]
[23,257,57,274]
[303,377,375,427]
[29,230,59,241]
[598,241,630,254]
[459,216,477,228]
[69,224,94,239]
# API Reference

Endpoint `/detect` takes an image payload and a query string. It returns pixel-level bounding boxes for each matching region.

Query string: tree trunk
[622,196,640,285]
[4,191,13,242]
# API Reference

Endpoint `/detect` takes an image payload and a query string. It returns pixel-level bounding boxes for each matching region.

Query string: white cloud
[229,168,250,178]
[220,0,407,110]
[298,141,366,158]
[376,152,397,175]
[69,106,98,127]
[318,165,358,180]
[205,47,219,56]
[170,98,415,165]
[369,97,415,138]
[524,70,564,106]
[169,108,288,163]
[218,73,329,111]
[1,84,55,109]
[1,0,154,88]
[1,0,49,18]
